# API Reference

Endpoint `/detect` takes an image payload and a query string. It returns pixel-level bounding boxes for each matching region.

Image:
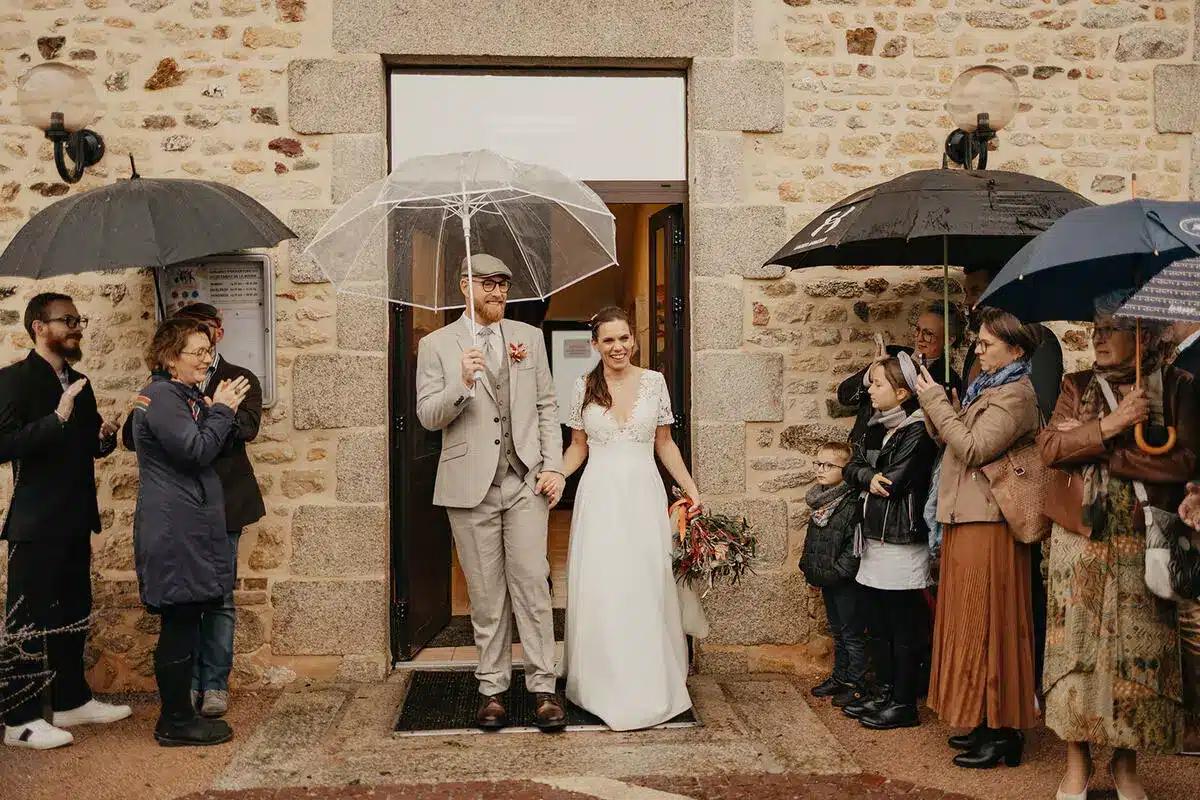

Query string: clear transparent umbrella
[304,149,617,317]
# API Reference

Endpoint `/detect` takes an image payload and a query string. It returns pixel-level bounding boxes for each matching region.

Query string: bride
[559,305,701,731]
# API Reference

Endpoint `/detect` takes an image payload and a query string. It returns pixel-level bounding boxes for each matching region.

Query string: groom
[415,254,567,731]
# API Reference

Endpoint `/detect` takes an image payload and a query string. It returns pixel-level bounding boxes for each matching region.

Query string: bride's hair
[583,305,633,410]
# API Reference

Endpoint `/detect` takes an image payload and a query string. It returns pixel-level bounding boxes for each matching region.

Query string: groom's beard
[473,300,505,325]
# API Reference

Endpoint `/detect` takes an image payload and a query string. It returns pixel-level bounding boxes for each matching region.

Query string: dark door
[649,204,690,466]
[389,304,454,661]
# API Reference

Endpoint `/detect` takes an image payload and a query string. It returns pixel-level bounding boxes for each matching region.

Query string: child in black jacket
[799,440,866,707]
[841,354,937,732]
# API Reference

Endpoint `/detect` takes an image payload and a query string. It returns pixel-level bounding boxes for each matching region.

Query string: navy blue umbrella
[979,198,1200,323]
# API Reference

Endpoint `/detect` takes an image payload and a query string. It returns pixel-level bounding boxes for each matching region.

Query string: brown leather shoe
[534,692,567,731]
[476,694,507,730]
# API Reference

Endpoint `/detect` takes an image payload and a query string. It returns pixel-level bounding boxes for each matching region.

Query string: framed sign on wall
[543,321,598,426]
[152,253,277,408]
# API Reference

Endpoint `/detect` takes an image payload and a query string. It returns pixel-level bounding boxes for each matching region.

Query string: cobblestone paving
[180,773,979,799]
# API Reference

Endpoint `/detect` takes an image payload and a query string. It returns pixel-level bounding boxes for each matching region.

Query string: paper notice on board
[208,265,263,308]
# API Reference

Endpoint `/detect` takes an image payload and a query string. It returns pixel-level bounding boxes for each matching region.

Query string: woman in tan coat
[915,308,1041,770]
[1038,293,1196,800]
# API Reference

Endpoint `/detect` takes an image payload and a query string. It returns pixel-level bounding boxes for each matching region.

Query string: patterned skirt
[1043,479,1184,754]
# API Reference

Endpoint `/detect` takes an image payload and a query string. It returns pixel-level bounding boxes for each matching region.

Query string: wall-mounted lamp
[943,65,1020,170]
[16,63,105,184]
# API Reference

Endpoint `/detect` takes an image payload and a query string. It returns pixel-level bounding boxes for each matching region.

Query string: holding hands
[536,471,566,508]
[212,376,250,411]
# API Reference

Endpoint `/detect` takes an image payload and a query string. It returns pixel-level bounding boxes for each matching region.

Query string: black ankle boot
[154,715,234,747]
[842,684,891,719]
[949,724,988,751]
[859,701,920,730]
[952,728,1024,769]
[811,676,844,698]
[831,683,861,708]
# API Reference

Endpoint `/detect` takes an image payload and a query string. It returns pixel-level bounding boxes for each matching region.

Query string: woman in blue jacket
[130,318,248,747]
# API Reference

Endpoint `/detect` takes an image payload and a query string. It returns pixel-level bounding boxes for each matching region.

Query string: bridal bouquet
[669,488,757,595]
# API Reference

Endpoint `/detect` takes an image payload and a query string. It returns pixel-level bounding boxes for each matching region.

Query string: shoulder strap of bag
[1095,374,1150,505]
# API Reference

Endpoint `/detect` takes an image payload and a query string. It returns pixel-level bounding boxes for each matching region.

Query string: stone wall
[1,0,1197,689]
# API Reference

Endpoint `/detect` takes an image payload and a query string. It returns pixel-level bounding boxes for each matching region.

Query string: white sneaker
[51,699,133,728]
[4,719,75,750]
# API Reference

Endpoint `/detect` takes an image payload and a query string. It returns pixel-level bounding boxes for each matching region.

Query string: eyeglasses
[913,325,939,341]
[813,461,845,471]
[472,277,511,293]
[1092,324,1134,341]
[45,315,88,330]
[181,347,214,360]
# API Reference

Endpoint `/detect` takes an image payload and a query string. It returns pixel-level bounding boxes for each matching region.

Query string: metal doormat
[394,669,699,735]
[425,608,567,650]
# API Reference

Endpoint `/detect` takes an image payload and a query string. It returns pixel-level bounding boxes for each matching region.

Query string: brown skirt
[928,521,1038,730]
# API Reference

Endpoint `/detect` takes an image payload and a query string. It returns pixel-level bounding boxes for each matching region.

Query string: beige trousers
[446,468,556,696]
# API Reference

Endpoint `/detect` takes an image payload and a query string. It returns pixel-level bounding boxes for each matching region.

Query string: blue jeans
[823,580,867,685]
[192,531,240,693]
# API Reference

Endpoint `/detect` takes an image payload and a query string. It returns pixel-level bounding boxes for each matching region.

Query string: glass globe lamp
[943,65,1021,169]
[15,63,105,184]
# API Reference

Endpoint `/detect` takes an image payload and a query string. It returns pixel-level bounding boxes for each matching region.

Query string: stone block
[331,133,386,204]
[272,579,387,655]
[293,354,387,429]
[332,0,735,58]
[336,428,388,503]
[692,278,744,350]
[691,205,788,279]
[689,132,743,204]
[689,59,785,133]
[706,497,787,565]
[335,653,388,682]
[336,291,390,352]
[692,423,746,494]
[701,568,808,646]
[288,59,385,135]
[291,504,387,577]
[286,208,333,285]
[1154,64,1200,134]
[693,351,784,422]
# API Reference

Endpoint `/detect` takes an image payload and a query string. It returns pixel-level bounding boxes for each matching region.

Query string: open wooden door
[389,303,453,661]
[648,204,689,465]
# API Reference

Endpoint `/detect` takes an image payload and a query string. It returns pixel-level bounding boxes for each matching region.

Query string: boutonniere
[509,342,528,364]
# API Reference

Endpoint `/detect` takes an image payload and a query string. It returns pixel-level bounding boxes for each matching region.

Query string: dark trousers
[4,538,94,727]
[1030,544,1047,694]
[862,586,929,706]
[154,602,215,724]
[192,530,241,693]
[823,580,868,685]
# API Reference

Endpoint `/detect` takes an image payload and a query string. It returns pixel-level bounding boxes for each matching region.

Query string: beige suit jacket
[415,314,563,509]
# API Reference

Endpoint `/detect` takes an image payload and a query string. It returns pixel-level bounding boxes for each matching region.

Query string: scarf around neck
[869,404,909,430]
[960,357,1032,410]
[806,482,852,527]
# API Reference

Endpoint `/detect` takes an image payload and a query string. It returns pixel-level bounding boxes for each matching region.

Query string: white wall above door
[389,72,686,182]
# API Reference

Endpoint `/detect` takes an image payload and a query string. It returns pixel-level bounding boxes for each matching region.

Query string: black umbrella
[765,169,1092,272]
[0,169,295,279]
[763,169,1092,382]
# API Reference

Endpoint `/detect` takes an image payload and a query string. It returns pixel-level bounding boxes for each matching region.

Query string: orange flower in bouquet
[668,487,756,595]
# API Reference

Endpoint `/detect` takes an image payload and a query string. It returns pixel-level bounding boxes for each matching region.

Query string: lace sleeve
[567,376,586,430]
[655,372,676,427]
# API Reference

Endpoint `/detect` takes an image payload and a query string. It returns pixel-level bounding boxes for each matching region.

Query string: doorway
[388,192,689,663]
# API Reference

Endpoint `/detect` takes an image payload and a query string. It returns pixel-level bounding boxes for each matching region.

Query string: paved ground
[5,673,1200,800]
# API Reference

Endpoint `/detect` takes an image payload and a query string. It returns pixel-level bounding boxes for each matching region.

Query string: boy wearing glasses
[1,293,130,750]
[799,440,866,708]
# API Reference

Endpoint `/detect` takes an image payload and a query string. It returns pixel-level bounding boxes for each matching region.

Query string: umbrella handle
[1135,423,1177,455]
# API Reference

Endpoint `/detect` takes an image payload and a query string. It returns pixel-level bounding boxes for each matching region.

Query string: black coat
[844,414,937,546]
[962,322,1063,422]
[798,490,861,587]
[131,376,236,609]
[837,346,960,450]
[123,355,264,531]
[0,351,115,542]
[1174,337,1200,381]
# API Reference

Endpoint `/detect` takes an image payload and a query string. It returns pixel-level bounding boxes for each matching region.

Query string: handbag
[981,436,1053,544]
[1097,375,1190,602]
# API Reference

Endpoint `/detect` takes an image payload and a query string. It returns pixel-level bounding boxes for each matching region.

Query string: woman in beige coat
[915,308,1041,770]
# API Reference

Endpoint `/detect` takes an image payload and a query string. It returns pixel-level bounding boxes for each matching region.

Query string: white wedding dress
[562,369,692,731]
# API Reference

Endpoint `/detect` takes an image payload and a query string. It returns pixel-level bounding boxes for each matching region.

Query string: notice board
[153,253,277,408]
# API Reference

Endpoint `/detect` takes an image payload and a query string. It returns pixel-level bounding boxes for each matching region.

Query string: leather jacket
[844,410,938,546]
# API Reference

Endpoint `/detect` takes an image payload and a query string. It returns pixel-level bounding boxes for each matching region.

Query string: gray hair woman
[1038,289,1197,799]
[130,318,249,747]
